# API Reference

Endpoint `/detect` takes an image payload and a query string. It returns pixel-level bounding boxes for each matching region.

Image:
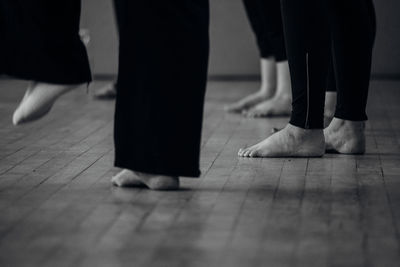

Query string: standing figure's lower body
[112,0,210,189]
[225,0,293,117]
[239,0,376,157]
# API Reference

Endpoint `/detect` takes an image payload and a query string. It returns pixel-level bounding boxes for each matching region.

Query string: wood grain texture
[0,79,399,267]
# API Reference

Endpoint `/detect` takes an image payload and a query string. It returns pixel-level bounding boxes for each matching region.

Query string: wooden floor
[0,79,399,267]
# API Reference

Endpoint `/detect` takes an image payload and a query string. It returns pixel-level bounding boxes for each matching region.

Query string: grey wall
[372,0,400,77]
[81,0,400,78]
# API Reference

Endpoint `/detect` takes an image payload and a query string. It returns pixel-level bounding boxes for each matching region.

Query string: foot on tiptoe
[324,118,366,154]
[111,169,180,190]
[238,124,325,158]
[12,82,80,125]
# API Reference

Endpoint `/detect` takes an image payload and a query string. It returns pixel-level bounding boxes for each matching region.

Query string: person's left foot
[243,94,291,118]
[111,169,180,190]
[238,124,325,158]
[13,82,79,125]
[324,118,366,154]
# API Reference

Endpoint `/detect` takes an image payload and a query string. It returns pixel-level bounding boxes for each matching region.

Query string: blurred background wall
[81,0,400,79]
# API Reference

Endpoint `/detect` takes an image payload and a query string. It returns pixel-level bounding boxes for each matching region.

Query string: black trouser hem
[114,159,201,178]
[289,117,324,130]
[1,71,92,85]
[333,112,368,122]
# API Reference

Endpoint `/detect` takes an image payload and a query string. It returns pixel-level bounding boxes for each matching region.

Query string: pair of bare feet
[238,118,365,158]
[225,58,292,117]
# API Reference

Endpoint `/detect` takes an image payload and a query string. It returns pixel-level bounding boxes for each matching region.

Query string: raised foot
[111,169,180,190]
[324,118,366,154]
[244,94,291,118]
[12,82,79,125]
[224,90,273,114]
[238,124,325,158]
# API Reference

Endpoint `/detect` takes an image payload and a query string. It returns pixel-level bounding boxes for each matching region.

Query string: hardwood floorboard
[0,79,399,267]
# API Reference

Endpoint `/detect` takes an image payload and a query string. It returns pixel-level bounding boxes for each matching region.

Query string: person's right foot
[111,169,180,190]
[238,124,325,158]
[324,118,366,154]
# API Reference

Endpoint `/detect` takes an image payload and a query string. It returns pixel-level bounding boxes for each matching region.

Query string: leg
[241,0,292,118]
[239,0,331,157]
[0,0,91,124]
[245,60,292,117]
[225,0,288,113]
[224,57,277,113]
[113,0,209,188]
[324,0,376,154]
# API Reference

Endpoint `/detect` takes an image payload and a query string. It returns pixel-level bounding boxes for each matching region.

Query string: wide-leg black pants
[113,0,210,177]
[281,0,376,129]
[0,0,91,84]
[1,0,210,177]
[242,0,287,61]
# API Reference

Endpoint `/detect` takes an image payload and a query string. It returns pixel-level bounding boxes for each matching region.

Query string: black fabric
[113,0,210,177]
[242,0,287,61]
[281,0,376,129]
[0,0,91,84]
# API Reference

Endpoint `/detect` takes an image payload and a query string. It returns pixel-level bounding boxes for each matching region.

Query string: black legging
[281,0,376,129]
[243,0,339,94]
[242,0,287,61]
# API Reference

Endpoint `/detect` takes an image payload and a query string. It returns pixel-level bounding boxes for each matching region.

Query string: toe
[249,150,258,157]
[111,176,122,187]
[238,148,248,157]
[243,150,251,157]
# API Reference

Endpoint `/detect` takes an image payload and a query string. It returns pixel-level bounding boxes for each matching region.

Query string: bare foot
[13,82,80,125]
[324,118,366,154]
[244,94,291,118]
[238,124,325,158]
[93,82,117,100]
[224,90,272,113]
[111,169,180,190]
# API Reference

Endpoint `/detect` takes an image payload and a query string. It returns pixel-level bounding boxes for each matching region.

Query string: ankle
[273,91,291,101]
[287,124,324,137]
[259,86,276,98]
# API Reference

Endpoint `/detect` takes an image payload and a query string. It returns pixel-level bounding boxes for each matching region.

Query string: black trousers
[1,0,210,177]
[281,0,376,129]
[0,0,91,84]
[113,0,210,177]
[242,0,287,61]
